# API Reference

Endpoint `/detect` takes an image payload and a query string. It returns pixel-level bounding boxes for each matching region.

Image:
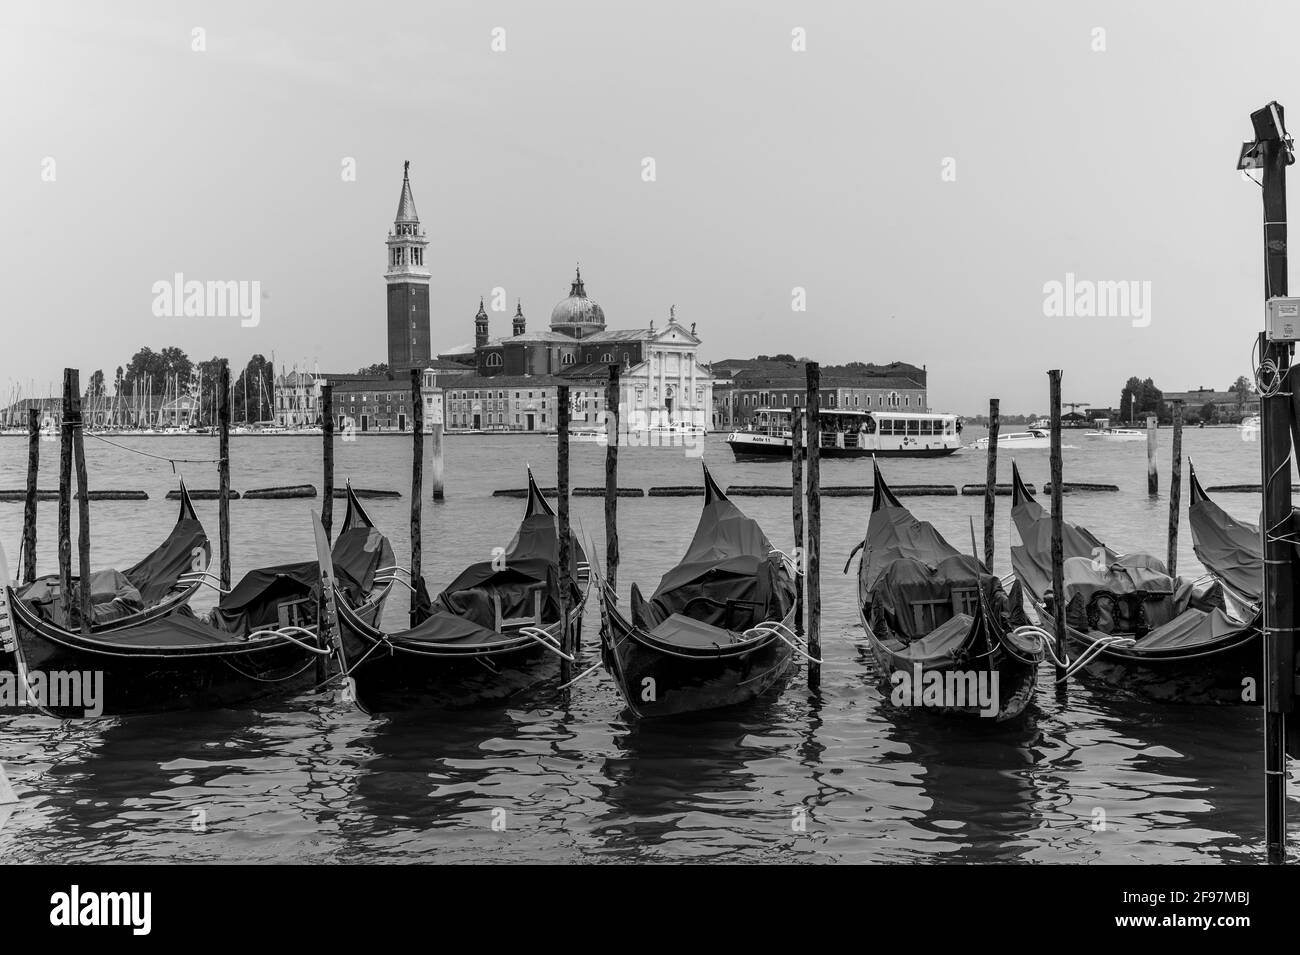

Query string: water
[0,426,1289,863]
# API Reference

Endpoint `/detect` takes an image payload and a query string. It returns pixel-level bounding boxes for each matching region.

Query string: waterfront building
[1161,385,1260,421]
[710,359,928,430]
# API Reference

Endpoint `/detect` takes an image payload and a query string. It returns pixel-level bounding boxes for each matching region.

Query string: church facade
[440,269,713,433]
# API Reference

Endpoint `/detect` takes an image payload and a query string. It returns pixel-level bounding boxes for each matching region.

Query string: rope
[244,626,331,655]
[1012,623,1136,682]
[556,659,603,690]
[743,619,821,663]
[517,625,575,661]
[220,655,316,684]
[84,430,224,470]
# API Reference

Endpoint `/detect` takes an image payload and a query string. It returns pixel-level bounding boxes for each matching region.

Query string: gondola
[12,481,209,635]
[2,484,395,715]
[1009,461,1260,704]
[1187,461,1264,603]
[315,469,588,713]
[848,461,1041,721]
[597,464,803,718]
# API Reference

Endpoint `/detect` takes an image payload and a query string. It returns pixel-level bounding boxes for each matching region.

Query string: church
[285,163,713,434]
[438,267,712,432]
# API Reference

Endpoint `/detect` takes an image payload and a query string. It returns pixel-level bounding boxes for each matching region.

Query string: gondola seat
[867,555,1006,645]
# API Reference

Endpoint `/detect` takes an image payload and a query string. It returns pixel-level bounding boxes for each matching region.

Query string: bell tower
[385,161,431,374]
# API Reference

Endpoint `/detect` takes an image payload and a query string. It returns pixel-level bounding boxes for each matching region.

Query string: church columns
[658,351,666,425]
[689,356,696,427]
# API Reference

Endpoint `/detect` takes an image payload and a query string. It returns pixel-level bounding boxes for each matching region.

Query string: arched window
[601,353,612,362]
[485,353,503,368]
[562,353,575,365]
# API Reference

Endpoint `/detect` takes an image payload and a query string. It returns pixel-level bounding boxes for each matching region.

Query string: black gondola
[1009,461,1260,704]
[13,482,210,634]
[2,484,394,715]
[1187,461,1265,603]
[597,464,803,718]
[316,469,588,713]
[848,461,1041,721]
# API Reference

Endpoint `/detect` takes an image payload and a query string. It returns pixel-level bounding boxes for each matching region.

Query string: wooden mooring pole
[1048,369,1067,683]
[410,369,423,627]
[22,408,39,584]
[70,373,91,633]
[1245,101,1296,864]
[983,398,1000,571]
[1167,400,1184,576]
[57,370,74,625]
[604,365,620,593]
[557,385,573,686]
[791,409,805,639]
[321,384,334,541]
[430,420,445,501]
[218,361,231,592]
[805,362,821,689]
[1146,415,1158,496]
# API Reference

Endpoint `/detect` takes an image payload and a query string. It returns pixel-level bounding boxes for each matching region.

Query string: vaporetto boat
[726,408,962,461]
[971,429,1053,451]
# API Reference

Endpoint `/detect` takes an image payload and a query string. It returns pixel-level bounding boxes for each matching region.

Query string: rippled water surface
[0,426,1292,863]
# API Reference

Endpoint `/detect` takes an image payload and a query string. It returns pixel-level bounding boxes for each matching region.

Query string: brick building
[710,359,928,430]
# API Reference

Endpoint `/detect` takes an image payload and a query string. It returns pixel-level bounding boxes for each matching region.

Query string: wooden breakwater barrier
[1041,482,1119,493]
[244,484,317,499]
[961,483,1036,496]
[649,486,705,496]
[332,487,400,499]
[3,489,148,501]
[726,484,959,497]
[1206,483,1300,494]
[0,489,58,502]
[492,487,645,498]
[167,489,242,500]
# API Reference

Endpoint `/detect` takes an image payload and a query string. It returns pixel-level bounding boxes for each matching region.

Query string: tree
[122,346,193,396]
[84,370,105,400]
[114,366,124,395]
[1200,401,1218,425]
[357,362,389,376]
[236,354,274,423]
[1231,375,1254,418]
[1119,376,1164,423]
[194,357,226,426]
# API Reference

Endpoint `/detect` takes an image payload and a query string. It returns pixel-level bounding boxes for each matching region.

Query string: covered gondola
[1187,461,1265,603]
[849,461,1041,721]
[317,469,588,713]
[12,482,209,634]
[2,484,394,715]
[597,464,803,718]
[1010,461,1260,704]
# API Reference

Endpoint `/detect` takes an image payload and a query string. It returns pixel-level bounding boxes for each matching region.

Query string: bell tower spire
[385,160,431,373]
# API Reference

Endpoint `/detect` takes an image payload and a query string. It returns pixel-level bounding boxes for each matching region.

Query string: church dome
[550,267,605,332]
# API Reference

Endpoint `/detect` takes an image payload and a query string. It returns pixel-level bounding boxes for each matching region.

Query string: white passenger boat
[726,408,961,461]
[971,429,1052,450]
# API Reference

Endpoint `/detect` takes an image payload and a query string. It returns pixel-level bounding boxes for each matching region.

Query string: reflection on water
[0,429,1296,862]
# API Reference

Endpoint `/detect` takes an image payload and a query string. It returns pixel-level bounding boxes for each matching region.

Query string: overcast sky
[3,0,1298,414]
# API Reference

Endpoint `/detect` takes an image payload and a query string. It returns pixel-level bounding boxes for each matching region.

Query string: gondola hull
[336,605,583,713]
[601,601,797,718]
[1010,461,1262,706]
[1038,612,1262,705]
[860,630,1039,721]
[5,593,388,716]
